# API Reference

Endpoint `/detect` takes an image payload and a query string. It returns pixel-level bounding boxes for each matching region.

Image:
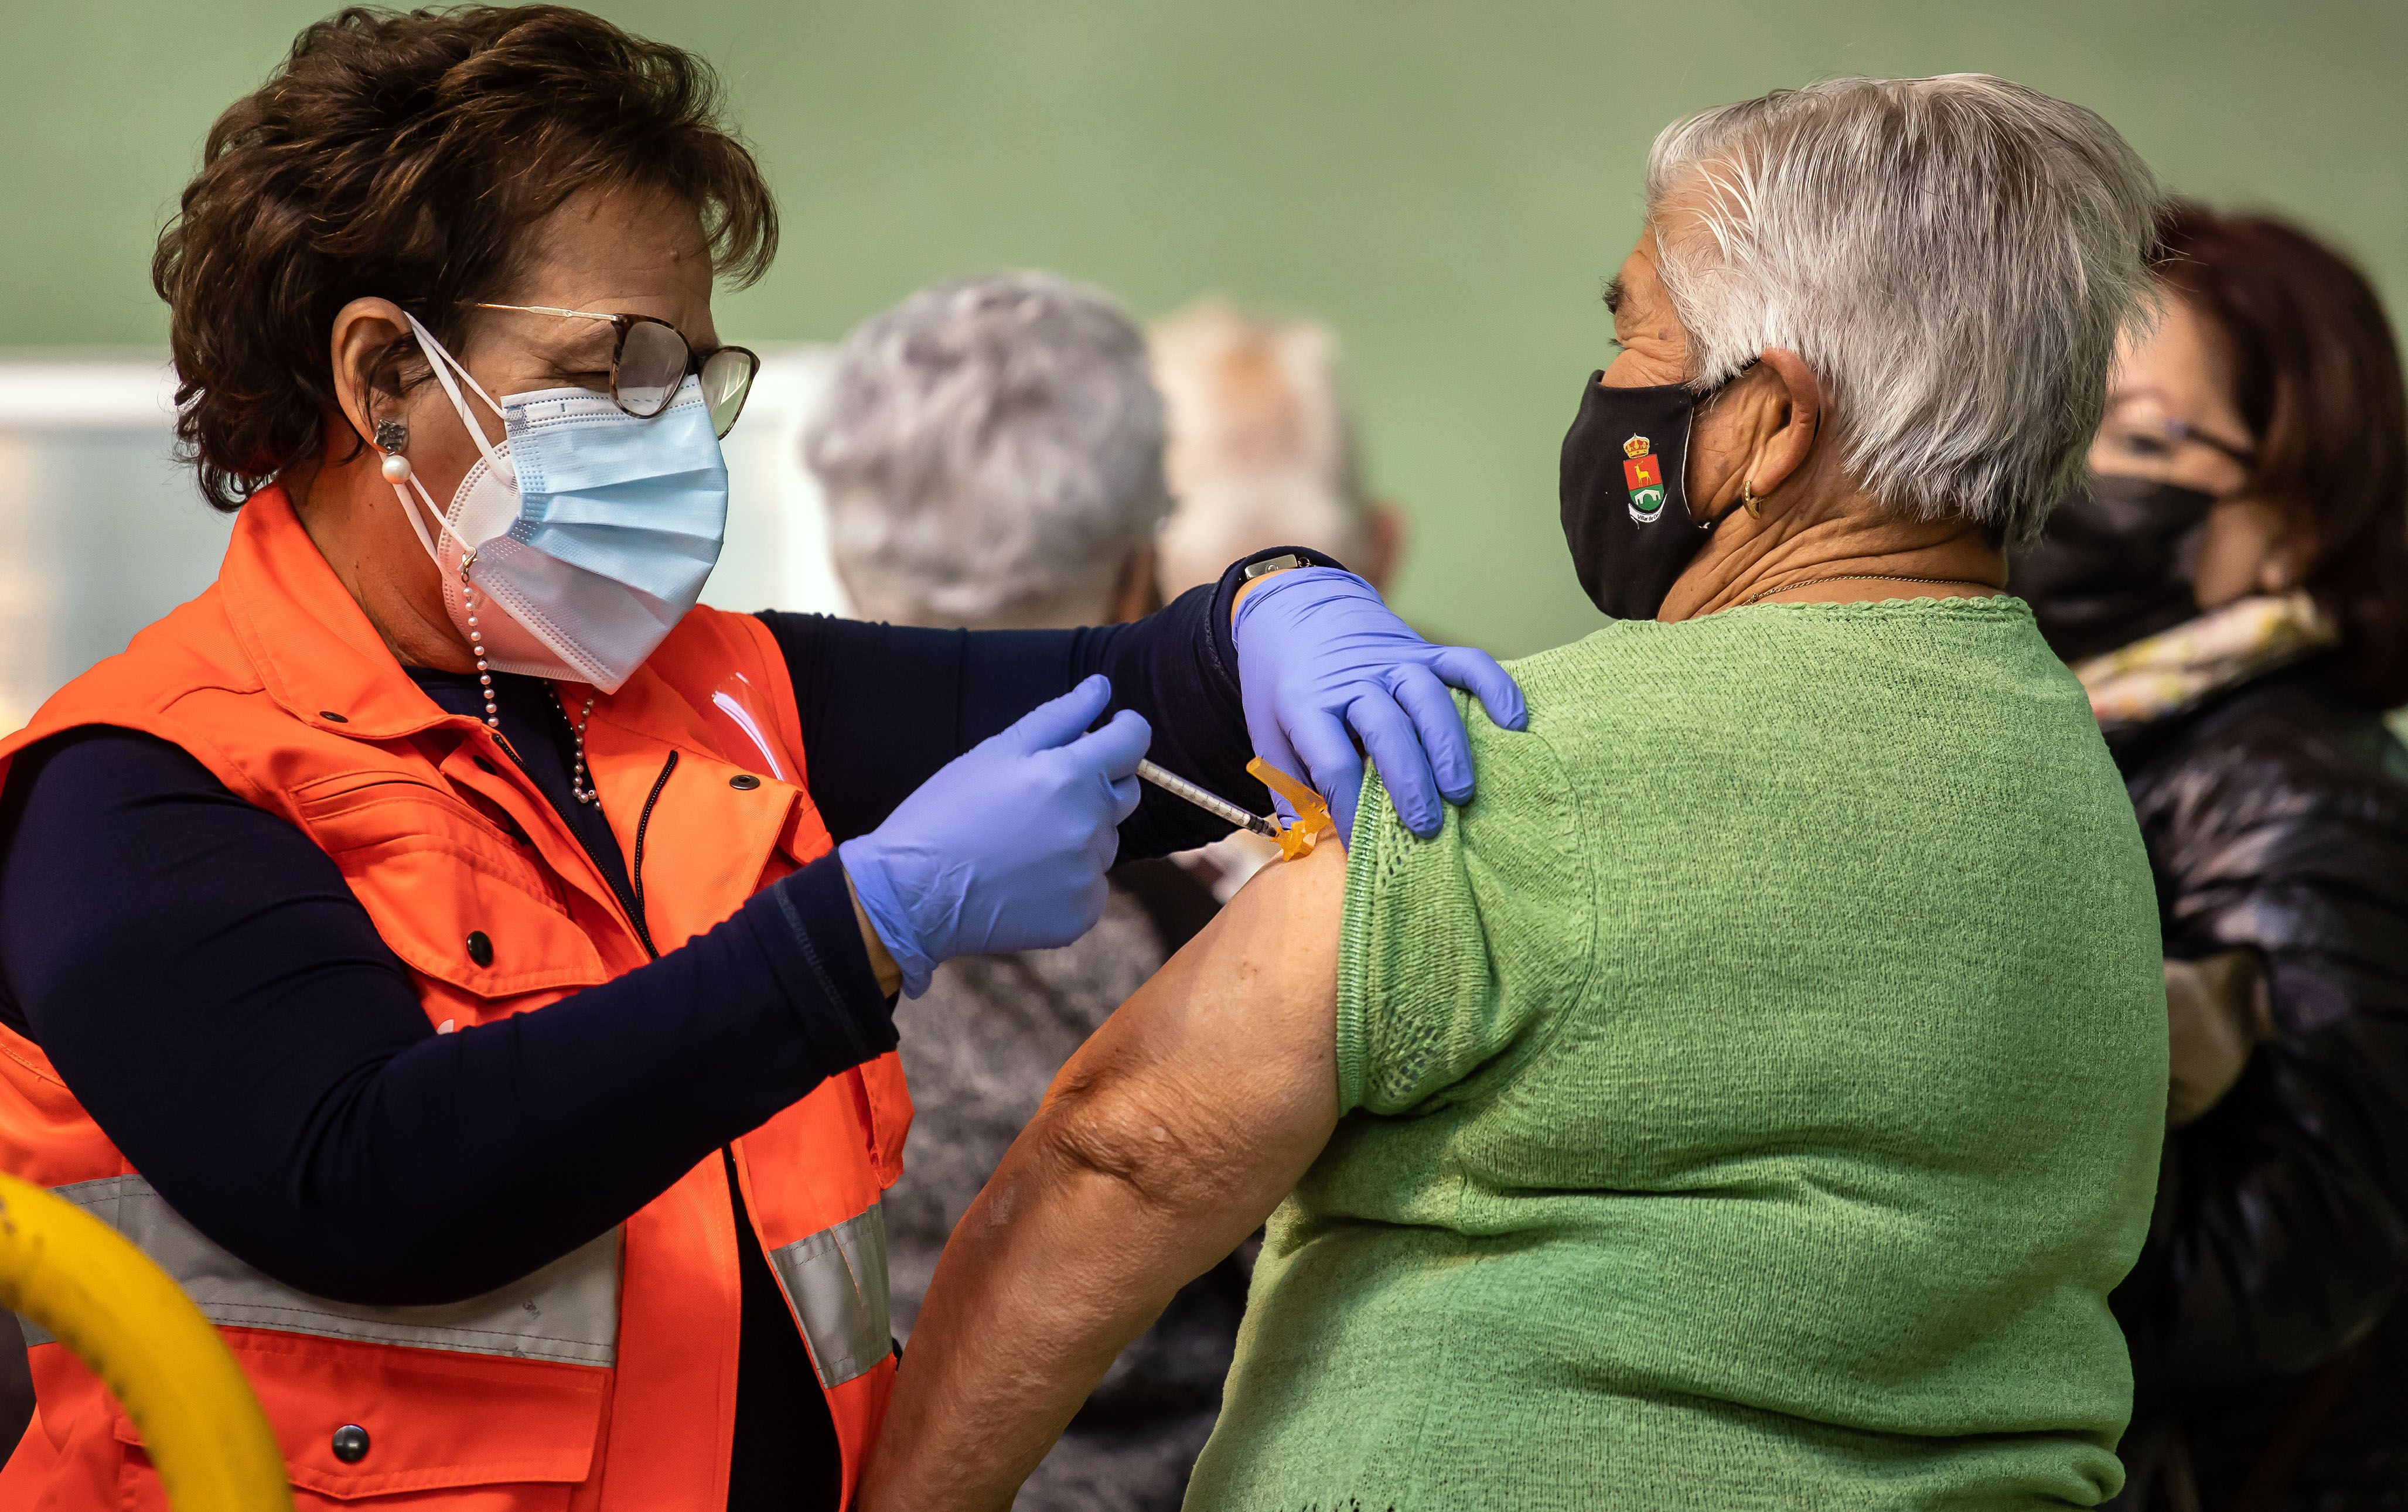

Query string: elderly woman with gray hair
[859,76,2172,1511]
[807,272,1244,1512]
[813,274,1172,631]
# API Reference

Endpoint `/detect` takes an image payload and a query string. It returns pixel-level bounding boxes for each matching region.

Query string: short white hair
[1646,74,2164,546]
[1150,301,1369,597]
[806,272,1169,628]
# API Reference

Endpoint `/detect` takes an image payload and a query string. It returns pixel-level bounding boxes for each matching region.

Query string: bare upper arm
[1031,839,1346,1228]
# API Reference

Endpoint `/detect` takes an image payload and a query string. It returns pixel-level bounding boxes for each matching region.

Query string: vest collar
[217,484,755,951]
[220,484,473,742]
[221,485,734,759]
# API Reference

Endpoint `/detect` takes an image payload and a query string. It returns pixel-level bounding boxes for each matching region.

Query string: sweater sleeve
[0,726,894,1307]
[1333,704,1592,1117]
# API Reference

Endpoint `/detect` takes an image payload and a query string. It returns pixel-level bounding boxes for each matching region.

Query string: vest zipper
[626,750,678,960]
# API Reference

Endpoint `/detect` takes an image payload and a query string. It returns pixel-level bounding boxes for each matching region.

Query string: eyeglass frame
[466,301,760,436]
[2097,403,2260,472]
[2154,415,2258,469]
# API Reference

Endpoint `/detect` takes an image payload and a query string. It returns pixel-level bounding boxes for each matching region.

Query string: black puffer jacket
[2105,660,2408,1511]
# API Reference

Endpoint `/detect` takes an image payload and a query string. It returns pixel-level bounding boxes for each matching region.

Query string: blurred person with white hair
[862,76,2172,1511]
[816,274,1168,630]
[806,272,1244,1512]
[1150,301,1404,598]
[1150,303,1408,900]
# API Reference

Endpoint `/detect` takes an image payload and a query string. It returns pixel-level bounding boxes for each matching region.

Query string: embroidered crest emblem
[1621,434,1666,523]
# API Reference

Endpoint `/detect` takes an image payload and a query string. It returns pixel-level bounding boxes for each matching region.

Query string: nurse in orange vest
[0,9,1526,1512]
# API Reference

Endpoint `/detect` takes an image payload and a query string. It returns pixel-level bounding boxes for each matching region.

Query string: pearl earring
[374,418,412,483]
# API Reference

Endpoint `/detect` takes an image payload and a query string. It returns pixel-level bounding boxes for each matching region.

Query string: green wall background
[6,1,2403,655]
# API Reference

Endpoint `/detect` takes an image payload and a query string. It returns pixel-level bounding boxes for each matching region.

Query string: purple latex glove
[1234,566,1527,844]
[839,675,1148,996]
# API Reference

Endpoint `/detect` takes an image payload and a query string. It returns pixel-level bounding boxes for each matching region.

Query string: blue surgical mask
[391,312,729,692]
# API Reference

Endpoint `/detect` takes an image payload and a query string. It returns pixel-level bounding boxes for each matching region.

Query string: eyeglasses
[470,302,760,438]
[2094,408,2258,483]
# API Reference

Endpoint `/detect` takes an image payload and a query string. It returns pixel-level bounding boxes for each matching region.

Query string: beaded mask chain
[458,554,599,808]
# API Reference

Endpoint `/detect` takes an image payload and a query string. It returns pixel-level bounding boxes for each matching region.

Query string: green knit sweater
[1185,598,2166,1512]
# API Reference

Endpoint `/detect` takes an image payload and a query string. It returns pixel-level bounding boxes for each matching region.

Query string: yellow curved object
[1246,757,1338,860]
[0,1173,291,1512]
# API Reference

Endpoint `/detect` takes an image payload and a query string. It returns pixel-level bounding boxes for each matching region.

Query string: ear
[328,297,419,453]
[2263,519,2321,595]
[1747,347,1822,500]
[1359,503,1407,592]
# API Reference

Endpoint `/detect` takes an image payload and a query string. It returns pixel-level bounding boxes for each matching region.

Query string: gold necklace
[1735,572,1997,609]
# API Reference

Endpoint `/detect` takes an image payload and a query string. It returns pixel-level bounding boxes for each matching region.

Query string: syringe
[1135,759,1283,840]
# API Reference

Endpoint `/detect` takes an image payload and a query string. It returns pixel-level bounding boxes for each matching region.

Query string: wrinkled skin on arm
[856,841,1348,1512]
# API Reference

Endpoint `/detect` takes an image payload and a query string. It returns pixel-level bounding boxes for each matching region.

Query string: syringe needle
[1135,759,1283,840]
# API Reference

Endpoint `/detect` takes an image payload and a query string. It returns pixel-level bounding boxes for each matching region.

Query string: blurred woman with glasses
[0,10,1522,1512]
[2014,203,2408,1511]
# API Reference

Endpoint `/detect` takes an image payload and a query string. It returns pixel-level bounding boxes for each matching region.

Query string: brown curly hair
[2154,203,2408,705]
[152,5,777,511]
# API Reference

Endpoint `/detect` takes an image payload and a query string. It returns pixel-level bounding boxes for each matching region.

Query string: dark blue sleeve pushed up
[0,728,894,1306]
[759,556,1324,855]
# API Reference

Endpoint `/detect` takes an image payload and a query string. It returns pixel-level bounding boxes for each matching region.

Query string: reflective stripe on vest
[22,1176,620,1366]
[767,1200,889,1387]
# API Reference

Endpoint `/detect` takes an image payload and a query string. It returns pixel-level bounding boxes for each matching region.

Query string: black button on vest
[465,930,494,967]
[728,773,760,790]
[331,1424,369,1463]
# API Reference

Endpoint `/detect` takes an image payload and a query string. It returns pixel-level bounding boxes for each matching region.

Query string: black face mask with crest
[1558,370,1748,620]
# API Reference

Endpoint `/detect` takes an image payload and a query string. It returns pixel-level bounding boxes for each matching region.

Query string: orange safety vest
[0,486,912,1512]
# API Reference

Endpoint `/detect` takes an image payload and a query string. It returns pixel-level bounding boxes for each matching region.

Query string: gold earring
[1740,478,1763,518]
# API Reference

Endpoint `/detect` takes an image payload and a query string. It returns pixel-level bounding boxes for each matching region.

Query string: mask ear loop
[379,310,533,735]
[1691,358,1781,533]
[399,310,512,480]
[390,467,483,564]
[384,310,513,582]
[1698,356,1821,528]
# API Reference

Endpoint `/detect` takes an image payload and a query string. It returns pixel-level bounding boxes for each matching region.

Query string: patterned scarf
[2073,591,2337,729]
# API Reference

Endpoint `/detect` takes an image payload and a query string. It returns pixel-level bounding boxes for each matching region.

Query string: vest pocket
[294,776,608,999]
[112,1330,605,1509]
[47,1174,614,1510]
